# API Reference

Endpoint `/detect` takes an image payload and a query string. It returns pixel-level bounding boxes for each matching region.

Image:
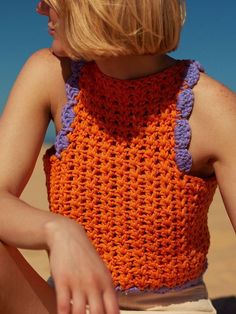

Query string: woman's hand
[45,217,120,314]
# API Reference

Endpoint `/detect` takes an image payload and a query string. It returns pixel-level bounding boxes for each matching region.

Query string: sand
[20,145,236,299]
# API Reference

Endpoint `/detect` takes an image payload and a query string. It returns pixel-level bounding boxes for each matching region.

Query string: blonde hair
[44,0,186,61]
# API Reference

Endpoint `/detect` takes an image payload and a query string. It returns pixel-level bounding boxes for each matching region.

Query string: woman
[0,1,235,313]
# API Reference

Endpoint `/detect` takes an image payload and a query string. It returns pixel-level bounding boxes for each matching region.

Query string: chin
[52,50,68,58]
[51,42,68,58]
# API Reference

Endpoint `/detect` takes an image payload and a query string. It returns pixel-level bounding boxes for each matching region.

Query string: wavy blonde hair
[44,0,186,61]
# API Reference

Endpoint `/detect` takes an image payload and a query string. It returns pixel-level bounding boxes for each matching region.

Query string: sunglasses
[36,1,51,15]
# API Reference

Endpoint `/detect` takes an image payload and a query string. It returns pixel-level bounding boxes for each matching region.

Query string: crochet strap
[174,61,204,172]
[54,61,85,158]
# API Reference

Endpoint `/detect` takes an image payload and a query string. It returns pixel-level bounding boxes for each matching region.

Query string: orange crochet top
[44,60,217,293]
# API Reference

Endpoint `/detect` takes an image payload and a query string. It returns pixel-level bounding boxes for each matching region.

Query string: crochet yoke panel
[55,60,204,174]
[44,60,217,292]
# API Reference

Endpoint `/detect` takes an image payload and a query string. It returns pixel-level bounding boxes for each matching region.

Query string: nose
[36,1,50,16]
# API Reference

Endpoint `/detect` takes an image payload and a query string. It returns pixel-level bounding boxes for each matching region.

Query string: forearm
[0,190,65,250]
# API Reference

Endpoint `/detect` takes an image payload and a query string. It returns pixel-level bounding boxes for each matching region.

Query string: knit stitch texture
[44,60,217,292]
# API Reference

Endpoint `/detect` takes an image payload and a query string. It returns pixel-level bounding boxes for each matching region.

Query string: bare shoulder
[20,49,72,127]
[22,48,71,86]
[4,49,70,117]
[191,72,236,162]
[194,72,236,113]
[26,48,68,68]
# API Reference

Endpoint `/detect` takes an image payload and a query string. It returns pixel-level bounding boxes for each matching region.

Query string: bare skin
[0,243,57,314]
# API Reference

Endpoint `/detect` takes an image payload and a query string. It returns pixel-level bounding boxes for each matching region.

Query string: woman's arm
[0,49,119,314]
[0,48,60,248]
[193,74,236,232]
[210,87,236,232]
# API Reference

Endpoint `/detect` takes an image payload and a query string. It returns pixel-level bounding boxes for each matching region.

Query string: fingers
[103,290,120,314]
[71,292,87,314]
[84,289,119,314]
[56,285,71,314]
[56,289,120,314]
[87,291,105,314]
[54,270,119,314]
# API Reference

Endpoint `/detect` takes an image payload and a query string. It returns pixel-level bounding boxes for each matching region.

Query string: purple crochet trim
[175,61,204,173]
[115,276,204,295]
[54,61,85,158]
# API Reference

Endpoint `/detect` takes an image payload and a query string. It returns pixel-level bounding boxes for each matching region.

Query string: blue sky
[0,1,235,142]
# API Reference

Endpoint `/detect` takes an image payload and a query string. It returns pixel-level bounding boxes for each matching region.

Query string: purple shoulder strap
[174,61,204,173]
[54,61,85,158]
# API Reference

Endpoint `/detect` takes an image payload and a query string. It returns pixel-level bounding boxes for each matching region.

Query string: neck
[94,54,176,80]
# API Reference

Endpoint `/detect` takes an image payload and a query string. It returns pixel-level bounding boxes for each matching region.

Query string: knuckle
[86,273,100,287]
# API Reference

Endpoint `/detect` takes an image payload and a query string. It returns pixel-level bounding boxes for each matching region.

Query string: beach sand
[20,145,236,299]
